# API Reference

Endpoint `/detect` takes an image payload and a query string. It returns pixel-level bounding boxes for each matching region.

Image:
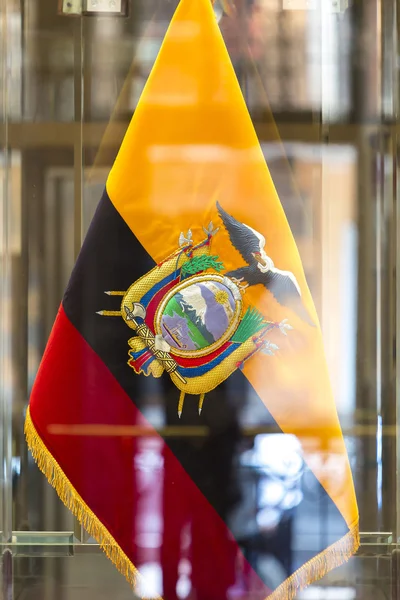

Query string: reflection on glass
[0,0,398,599]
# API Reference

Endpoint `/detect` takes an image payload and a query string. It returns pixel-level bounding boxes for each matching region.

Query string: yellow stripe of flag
[107,0,358,531]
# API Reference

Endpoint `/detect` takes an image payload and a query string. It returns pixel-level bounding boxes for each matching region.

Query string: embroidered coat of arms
[99,203,313,416]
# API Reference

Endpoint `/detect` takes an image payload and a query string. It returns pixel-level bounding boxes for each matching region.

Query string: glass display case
[1,0,399,598]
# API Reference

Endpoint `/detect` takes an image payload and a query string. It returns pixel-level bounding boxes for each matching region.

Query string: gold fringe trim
[25,407,358,600]
[268,519,360,600]
[24,407,162,599]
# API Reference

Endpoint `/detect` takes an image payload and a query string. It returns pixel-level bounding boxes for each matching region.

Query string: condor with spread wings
[217,202,314,326]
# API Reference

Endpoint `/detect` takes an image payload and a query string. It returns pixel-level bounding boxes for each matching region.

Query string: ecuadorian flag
[25,0,359,598]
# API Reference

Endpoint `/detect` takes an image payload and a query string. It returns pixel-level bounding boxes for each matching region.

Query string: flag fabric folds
[25,0,359,598]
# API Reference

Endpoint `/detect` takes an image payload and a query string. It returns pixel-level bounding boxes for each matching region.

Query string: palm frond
[232,307,267,344]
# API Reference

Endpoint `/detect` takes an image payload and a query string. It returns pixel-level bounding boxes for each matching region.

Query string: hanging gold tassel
[198,393,205,415]
[178,391,185,418]
[24,408,162,598]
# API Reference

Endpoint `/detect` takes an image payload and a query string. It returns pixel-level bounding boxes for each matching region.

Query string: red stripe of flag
[30,305,271,600]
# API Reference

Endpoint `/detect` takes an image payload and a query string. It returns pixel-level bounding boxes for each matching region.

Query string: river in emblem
[161,280,236,351]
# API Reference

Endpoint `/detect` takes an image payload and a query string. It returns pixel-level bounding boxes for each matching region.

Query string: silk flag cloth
[25,0,359,598]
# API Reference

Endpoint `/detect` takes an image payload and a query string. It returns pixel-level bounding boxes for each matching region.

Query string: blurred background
[0,0,399,598]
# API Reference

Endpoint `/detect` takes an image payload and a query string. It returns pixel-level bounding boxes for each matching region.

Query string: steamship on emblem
[97,203,313,416]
